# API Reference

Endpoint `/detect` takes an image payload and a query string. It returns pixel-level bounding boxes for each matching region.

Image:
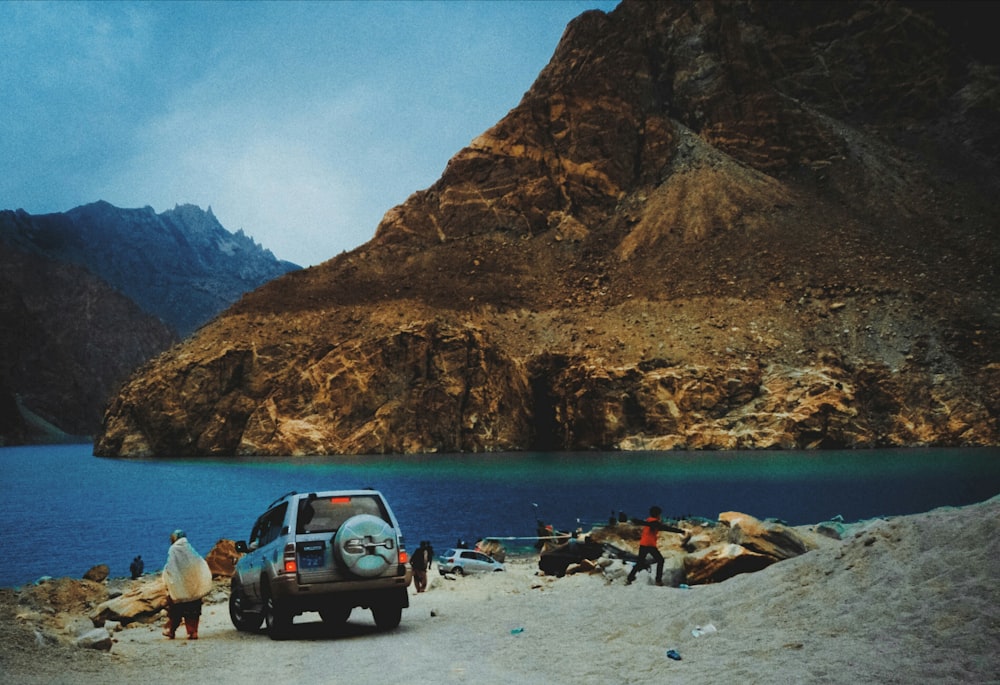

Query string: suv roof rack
[266,490,298,509]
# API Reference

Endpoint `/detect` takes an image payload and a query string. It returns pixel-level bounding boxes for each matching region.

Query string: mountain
[0,202,300,444]
[96,0,999,457]
[0,202,300,337]
[0,248,177,442]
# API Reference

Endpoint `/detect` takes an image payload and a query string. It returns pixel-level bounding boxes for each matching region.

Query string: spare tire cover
[334,514,396,577]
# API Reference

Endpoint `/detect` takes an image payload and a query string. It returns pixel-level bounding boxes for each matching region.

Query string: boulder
[90,578,168,626]
[205,539,242,577]
[814,521,848,540]
[82,564,109,582]
[685,532,715,551]
[683,543,775,584]
[477,539,507,562]
[74,627,113,651]
[539,540,606,577]
[718,511,814,560]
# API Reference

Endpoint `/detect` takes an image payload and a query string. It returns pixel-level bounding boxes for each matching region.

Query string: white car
[439,549,505,575]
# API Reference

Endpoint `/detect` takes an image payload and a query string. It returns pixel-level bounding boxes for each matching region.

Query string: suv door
[243,502,288,603]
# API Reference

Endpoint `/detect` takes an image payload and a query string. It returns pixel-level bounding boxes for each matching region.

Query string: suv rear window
[296,494,390,534]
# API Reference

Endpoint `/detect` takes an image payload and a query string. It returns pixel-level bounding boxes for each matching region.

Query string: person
[162,529,212,639]
[129,555,144,579]
[411,541,430,593]
[625,506,684,587]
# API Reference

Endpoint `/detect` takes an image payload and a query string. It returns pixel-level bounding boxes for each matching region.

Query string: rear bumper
[269,566,412,611]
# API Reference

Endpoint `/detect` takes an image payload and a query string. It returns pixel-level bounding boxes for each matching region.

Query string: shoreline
[2,497,997,684]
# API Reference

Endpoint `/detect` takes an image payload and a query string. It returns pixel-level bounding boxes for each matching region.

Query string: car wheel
[452,566,464,576]
[334,514,396,578]
[319,605,351,625]
[371,602,402,631]
[229,578,263,632]
[262,582,292,640]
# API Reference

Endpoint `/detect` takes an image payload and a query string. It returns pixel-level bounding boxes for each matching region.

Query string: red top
[639,517,660,547]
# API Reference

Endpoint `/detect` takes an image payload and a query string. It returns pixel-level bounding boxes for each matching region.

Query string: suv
[229,489,412,639]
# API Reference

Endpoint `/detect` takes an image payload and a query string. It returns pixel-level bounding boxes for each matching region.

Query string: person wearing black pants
[625,506,684,586]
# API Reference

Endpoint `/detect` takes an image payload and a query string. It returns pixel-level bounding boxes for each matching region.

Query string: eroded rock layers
[96,0,1000,456]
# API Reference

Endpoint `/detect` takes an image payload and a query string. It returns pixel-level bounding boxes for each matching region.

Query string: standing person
[625,506,684,587]
[411,541,430,593]
[129,555,144,579]
[162,529,212,639]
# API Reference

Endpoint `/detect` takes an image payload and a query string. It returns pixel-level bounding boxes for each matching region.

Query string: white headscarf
[163,534,212,602]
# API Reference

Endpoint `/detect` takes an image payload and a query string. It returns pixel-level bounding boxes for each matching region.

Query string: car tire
[333,514,396,578]
[229,578,263,632]
[262,582,292,640]
[371,602,403,631]
[452,566,464,576]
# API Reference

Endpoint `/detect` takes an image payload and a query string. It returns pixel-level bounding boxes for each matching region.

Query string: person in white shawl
[162,529,212,639]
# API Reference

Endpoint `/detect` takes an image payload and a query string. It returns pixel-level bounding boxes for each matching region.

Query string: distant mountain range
[0,202,299,444]
[0,201,299,337]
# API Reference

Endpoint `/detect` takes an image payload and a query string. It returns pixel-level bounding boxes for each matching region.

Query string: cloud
[2,1,621,267]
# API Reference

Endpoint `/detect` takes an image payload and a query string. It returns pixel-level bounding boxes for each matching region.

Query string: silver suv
[229,489,412,639]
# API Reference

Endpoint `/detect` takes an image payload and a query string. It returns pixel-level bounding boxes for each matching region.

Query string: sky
[1,0,619,267]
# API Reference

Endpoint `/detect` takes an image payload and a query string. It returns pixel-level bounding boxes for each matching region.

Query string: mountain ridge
[0,201,299,337]
[0,201,300,443]
[96,0,1000,457]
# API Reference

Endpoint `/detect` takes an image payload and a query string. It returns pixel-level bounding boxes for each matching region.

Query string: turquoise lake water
[1,444,997,587]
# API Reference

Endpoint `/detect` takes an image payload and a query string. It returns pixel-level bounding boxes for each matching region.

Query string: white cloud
[2,0,621,266]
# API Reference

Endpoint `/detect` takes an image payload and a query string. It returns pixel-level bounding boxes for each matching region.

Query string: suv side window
[296,494,389,534]
[252,503,288,549]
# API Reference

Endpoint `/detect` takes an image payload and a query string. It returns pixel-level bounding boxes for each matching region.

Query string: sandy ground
[2,497,998,685]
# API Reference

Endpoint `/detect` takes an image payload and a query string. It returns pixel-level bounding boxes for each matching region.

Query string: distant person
[129,555,144,579]
[625,506,684,587]
[425,541,434,570]
[162,529,212,639]
[411,541,430,593]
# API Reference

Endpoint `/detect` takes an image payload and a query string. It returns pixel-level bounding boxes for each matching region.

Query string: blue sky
[1,0,619,267]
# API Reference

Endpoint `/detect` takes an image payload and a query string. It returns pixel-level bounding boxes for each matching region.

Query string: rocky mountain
[96,0,1000,458]
[0,202,299,444]
[0,248,176,442]
[0,202,300,337]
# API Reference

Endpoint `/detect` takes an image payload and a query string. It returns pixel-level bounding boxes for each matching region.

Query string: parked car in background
[438,548,505,575]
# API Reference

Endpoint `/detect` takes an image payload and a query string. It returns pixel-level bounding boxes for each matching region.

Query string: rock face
[97,0,1000,457]
[0,248,177,441]
[0,202,299,444]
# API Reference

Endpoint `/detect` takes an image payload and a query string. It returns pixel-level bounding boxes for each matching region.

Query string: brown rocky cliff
[96,0,1000,457]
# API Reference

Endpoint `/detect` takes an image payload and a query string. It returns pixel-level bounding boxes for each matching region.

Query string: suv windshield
[296,494,390,534]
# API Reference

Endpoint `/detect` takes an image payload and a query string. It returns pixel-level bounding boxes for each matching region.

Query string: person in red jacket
[625,506,684,586]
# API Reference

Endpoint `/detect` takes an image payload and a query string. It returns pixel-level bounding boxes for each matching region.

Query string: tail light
[282,543,297,574]
[399,549,409,564]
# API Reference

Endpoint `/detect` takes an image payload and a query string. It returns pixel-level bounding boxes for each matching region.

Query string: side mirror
[235,541,249,554]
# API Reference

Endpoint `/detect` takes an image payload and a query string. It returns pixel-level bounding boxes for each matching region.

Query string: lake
[1,444,997,588]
